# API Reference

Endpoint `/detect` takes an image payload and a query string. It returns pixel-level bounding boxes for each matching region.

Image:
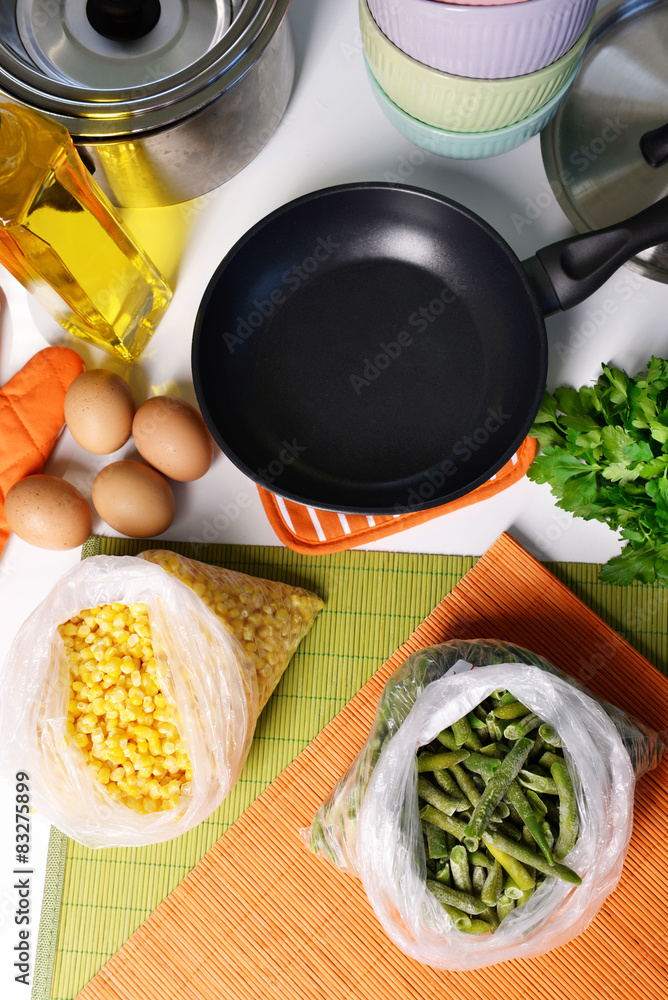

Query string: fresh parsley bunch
[528,356,668,586]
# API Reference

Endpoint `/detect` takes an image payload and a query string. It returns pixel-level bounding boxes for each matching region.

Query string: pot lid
[541,0,668,283]
[14,0,237,90]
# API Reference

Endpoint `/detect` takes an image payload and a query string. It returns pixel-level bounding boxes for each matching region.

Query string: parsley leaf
[528,357,668,587]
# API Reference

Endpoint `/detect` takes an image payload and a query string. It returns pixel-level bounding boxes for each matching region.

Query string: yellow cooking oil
[0,102,172,363]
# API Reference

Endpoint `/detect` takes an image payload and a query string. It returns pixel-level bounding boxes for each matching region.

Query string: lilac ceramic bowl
[367,0,598,79]
[429,0,531,5]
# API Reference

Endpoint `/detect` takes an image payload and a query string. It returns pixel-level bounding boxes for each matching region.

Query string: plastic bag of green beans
[307,639,665,970]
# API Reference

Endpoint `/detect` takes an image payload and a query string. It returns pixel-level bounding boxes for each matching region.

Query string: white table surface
[1,0,667,995]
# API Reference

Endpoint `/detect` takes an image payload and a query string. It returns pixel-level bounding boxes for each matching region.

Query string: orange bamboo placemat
[77,533,668,1000]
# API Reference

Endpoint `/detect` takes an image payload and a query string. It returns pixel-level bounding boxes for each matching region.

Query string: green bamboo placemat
[32,537,668,1000]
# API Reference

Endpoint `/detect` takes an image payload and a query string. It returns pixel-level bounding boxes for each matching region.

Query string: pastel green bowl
[360,0,593,133]
[365,56,579,159]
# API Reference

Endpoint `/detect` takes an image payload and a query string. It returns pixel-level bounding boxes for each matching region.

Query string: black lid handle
[640,123,668,169]
[522,194,668,316]
[86,0,161,41]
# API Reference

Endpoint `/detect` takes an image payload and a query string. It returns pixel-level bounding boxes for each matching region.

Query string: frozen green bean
[462,919,493,934]
[432,769,470,810]
[485,713,504,742]
[491,690,515,704]
[541,819,555,853]
[433,901,472,930]
[539,751,566,770]
[551,760,579,861]
[481,829,581,885]
[468,850,493,869]
[417,777,461,816]
[497,896,515,921]
[539,723,562,747]
[486,842,535,891]
[425,821,449,859]
[451,715,472,748]
[504,713,542,741]
[528,732,547,759]
[450,763,482,809]
[502,876,524,900]
[436,729,459,751]
[450,844,472,893]
[525,789,548,820]
[472,865,486,895]
[426,879,488,916]
[504,780,554,866]
[464,737,533,842]
[518,769,559,795]
[417,749,470,772]
[468,710,487,731]
[461,751,501,781]
[481,858,503,906]
[492,701,531,720]
[420,805,468,842]
[433,861,452,885]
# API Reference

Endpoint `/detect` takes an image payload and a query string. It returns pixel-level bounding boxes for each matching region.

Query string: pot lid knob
[86,0,161,41]
[640,123,668,170]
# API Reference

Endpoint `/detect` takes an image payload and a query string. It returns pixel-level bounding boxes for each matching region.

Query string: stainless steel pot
[0,0,294,206]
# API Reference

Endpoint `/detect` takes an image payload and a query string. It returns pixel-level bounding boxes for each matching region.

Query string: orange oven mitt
[0,346,84,557]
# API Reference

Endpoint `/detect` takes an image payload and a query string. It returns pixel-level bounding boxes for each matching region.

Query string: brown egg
[92,461,175,537]
[5,475,93,550]
[132,395,214,482]
[64,369,135,454]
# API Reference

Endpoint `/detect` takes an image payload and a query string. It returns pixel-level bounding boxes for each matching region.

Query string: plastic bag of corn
[0,554,323,848]
[138,549,324,712]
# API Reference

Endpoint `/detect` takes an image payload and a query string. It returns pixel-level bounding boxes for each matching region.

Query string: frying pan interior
[193,185,546,512]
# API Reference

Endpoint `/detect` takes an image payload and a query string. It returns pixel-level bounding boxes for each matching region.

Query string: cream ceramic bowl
[360,0,593,133]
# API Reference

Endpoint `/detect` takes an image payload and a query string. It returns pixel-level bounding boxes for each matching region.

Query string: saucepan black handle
[640,123,668,169]
[522,194,668,316]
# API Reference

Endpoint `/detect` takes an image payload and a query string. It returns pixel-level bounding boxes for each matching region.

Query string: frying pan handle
[522,194,668,316]
[640,123,668,169]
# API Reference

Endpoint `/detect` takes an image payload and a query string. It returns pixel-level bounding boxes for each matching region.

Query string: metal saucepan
[192,182,668,514]
[0,0,293,206]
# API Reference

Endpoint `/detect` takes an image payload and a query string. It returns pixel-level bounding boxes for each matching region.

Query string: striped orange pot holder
[258,436,537,554]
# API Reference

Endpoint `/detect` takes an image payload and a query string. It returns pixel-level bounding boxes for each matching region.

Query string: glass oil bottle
[0,101,172,363]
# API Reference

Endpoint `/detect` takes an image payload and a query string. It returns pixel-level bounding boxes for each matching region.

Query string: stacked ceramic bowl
[361,0,596,158]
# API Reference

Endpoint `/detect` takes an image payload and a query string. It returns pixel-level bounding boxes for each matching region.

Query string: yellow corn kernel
[131,725,153,741]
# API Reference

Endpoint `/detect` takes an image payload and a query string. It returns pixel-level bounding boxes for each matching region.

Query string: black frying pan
[192,183,668,514]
